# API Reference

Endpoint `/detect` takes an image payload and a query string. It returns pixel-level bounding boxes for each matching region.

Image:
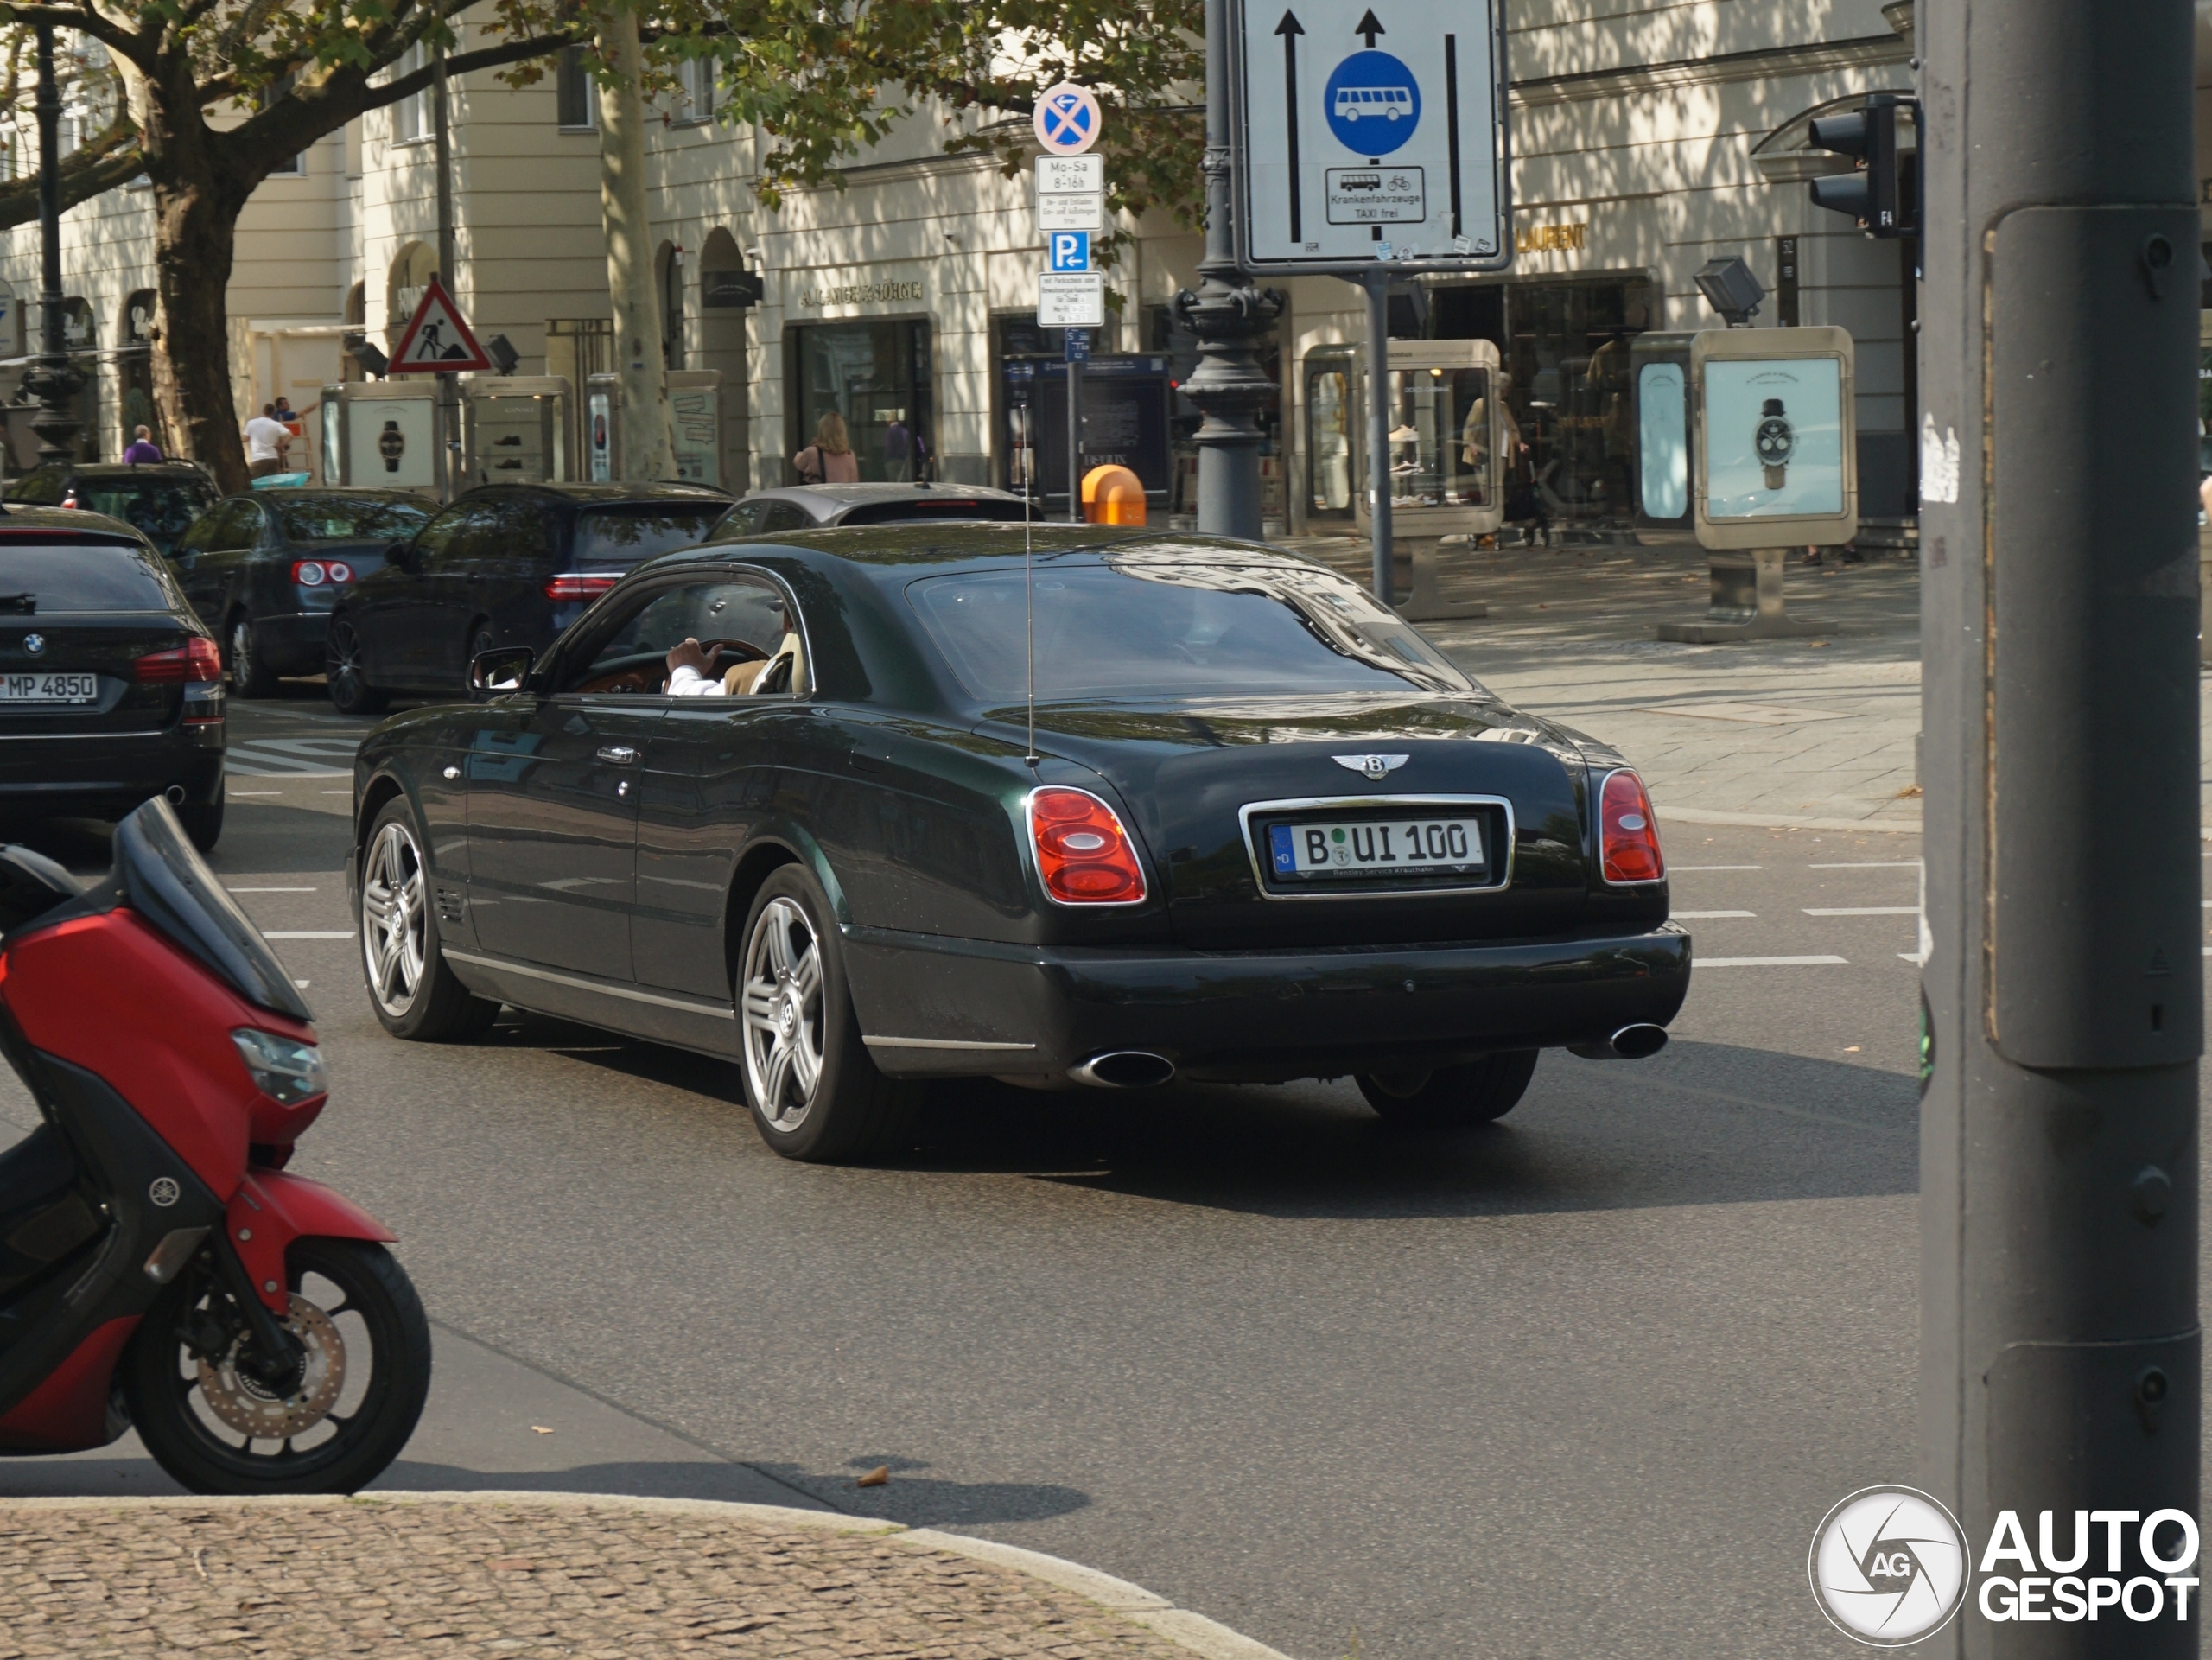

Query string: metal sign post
[1035,127,1107,523]
[1228,0,1510,594]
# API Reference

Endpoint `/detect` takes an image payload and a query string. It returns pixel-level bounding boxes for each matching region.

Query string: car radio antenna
[1023,438,1038,766]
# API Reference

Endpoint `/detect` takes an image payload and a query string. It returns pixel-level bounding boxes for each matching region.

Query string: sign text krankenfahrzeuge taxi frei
[1228,0,1510,274]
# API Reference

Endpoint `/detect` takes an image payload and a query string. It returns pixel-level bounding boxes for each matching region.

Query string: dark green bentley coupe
[346,525,1690,1161]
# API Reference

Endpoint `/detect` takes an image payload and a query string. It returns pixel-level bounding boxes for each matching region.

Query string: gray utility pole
[1173,0,1283,540]
[23,22,81,467]
[432,41,457,500]
[1918,0,2201,1648]
[1066,351,1082,524]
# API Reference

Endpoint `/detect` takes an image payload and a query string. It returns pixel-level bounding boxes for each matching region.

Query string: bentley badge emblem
[1334,754,1408,781]
[22,633,43,655]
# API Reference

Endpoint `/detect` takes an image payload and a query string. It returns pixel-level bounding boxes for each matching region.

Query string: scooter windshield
[112,799,313,1023]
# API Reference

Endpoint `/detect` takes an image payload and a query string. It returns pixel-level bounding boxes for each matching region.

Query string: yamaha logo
[148,1177,180,1208]
[1809,1485,1967,1645]
[1332,754,1408,782]
[22,633,43,655]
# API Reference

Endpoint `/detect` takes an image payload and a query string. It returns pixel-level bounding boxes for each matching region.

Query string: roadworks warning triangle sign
[389,276,493,374]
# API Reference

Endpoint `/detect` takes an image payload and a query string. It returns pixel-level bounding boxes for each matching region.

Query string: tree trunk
[597,11,674,480]
[148,180,249,492]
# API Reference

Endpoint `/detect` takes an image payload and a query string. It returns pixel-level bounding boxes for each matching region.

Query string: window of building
[391,42,429,143]
[556,46,599,130]
[676,57,715,123]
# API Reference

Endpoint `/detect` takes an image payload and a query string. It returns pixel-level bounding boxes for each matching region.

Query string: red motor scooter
[0,798,429,1493]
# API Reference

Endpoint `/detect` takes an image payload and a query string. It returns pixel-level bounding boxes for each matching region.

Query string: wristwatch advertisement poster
[1702,357,1844,519]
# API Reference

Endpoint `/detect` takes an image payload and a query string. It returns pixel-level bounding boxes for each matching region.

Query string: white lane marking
[321,790,352,796]
[264,931,355,939]
[225,735,359,778]
[1673,910,1756,919]
[1804,906,1918,916]
[292,978,311,988]
[230,791,282,797]
[1671,864,1763,871]
[1698,955,1849,967]
[1808,861,1921,868]
[232,886,316,893]
[1899,952,1924,963]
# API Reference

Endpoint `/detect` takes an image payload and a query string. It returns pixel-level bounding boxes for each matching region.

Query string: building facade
[0,1,1957,541]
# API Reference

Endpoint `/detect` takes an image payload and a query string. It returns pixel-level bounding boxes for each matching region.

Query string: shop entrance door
[790,321,933,483]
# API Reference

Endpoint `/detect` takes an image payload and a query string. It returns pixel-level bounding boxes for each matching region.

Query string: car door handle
[597,745,639,765]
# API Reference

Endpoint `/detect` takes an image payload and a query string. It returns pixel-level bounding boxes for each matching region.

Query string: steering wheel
[695,637,772,673]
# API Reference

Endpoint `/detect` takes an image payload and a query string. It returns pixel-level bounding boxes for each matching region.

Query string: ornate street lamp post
[1171,0,1283,539]
[22,22,82,466]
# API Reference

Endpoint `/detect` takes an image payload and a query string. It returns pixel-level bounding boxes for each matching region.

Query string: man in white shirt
[664,631,804,696]
[244,404,291,478]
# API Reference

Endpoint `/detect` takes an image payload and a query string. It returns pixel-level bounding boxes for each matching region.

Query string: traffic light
[1808,93,1918,238]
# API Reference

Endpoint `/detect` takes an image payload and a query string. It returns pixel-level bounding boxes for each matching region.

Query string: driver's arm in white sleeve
[666,663,725,696]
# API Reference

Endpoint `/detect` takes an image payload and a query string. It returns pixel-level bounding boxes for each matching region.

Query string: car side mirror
[469,646,535,700]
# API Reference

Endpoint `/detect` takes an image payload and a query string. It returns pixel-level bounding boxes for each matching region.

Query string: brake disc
[197,1294,346,1440]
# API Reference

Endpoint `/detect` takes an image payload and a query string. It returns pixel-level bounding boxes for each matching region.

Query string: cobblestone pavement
[0,1496,1271,1660]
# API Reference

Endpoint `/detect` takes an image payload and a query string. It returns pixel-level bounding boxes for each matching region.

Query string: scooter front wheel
[122,1237,432,1496]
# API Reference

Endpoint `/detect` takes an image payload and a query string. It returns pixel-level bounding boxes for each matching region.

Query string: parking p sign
[1048,232,1091,272]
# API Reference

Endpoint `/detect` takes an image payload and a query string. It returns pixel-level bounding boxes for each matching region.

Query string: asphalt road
[0,696,1956,1657]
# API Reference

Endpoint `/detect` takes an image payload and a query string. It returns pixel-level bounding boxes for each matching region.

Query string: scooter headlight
[232,1029,327,1106]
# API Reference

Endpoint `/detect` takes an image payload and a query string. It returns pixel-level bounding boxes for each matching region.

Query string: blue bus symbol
[1323,50,1421,156]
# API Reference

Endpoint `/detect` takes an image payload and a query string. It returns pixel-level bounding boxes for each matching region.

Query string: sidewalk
[0,1493,1286,1660]
[1285,535,1928,830]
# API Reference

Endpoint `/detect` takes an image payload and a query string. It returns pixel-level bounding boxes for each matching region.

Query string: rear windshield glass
[279,497,431,542]
[573,506,724,566]
[840,499,1029,525]
[0,542,181,613]
[906,550,1474,701]
[69,480,217,550]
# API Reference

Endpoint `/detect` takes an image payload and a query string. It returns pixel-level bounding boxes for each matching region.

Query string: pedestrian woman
[792,413,861,485]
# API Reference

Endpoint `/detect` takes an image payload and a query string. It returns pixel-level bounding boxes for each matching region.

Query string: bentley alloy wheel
[361,818,428,1019]
[358,798,499,1042]
[741,895,825,1132]
[733,866,913,1162]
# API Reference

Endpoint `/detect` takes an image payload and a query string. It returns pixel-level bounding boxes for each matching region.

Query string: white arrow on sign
[388,276,493,373]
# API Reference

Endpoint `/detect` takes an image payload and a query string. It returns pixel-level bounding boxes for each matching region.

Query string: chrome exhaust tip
[1567,1023,1670,1061]
[1069,1051,1176,1089]
[163,785,187,805]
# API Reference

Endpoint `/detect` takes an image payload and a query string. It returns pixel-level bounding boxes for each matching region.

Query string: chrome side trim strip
[1235,793,1517,901]
[862,1035,1038,1051]
[444,949,737,1020]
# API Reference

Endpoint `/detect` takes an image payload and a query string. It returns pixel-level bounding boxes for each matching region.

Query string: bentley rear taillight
[1599,769,1664,884]
[1029,787,1147,906]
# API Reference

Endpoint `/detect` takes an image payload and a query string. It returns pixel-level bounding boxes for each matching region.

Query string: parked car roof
[12,461,216,482]
[456,481,733,506]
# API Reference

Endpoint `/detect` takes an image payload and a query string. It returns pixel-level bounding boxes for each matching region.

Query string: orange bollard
[1082,464,1147,525]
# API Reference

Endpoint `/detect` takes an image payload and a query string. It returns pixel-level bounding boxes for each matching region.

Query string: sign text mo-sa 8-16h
[1229,0,1510,275]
